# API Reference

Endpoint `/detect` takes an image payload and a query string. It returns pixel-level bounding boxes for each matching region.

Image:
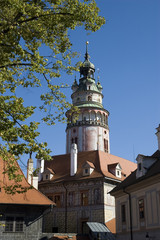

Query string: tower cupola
[80,41,95,79]
[66,42,110,154]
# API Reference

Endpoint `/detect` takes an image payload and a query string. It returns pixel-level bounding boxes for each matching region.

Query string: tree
[0,0,105,191]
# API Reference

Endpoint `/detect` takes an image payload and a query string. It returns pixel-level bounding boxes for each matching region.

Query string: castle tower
[66,42,110,154]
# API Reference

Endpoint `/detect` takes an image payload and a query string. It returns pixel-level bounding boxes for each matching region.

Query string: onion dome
[80,41,95,79]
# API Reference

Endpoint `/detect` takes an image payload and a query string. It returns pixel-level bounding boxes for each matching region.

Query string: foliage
[0,0,105,192]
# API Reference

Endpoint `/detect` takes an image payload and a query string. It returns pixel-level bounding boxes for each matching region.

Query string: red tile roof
[40,150,136,184]
[105,218,116,234]
[0,156,55,206]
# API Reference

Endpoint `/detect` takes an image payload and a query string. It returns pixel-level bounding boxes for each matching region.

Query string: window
[104,139,108,153]
[88,96,92,101]
[46,174,48,180]
[81,191,88,206]
[117,170,119,176]
[68,192,75,207]
[138,163,142,171]
[52,227,58,233]
[121,204,126,223]
[139,199,145,219]
[5,216,24,232]
[85,169,88,174]
[15,217,24,232]
[94,188,101,204]
[54,195,62,208]
[5,217,14,232]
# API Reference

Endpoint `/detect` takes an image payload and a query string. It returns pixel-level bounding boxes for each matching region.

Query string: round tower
[66,42,110,154]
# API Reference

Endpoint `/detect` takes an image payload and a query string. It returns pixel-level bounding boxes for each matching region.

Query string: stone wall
[41,179,116,233]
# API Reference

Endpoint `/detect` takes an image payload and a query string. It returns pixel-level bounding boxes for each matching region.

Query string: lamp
[146,232,149,240]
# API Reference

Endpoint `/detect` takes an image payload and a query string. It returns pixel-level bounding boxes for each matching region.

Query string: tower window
[104,139,108,153]
[88,96,92,101]
[71,137,78,145]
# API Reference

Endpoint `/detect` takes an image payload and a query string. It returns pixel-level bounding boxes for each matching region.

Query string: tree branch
[0,63,32,69]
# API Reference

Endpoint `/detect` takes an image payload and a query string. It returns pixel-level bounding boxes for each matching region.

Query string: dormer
[136,154,157,179]
[42,168,54,181]
[82,161,95,176]
[108,163,122,178]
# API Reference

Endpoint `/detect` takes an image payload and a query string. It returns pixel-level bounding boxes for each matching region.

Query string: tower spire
[85,41,89,60]
[66,45,110,154]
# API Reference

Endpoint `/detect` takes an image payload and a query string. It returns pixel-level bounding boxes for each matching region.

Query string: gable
[0,156,55,206]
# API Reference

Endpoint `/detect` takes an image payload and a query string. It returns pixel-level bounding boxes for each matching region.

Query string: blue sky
[19,0,160,172]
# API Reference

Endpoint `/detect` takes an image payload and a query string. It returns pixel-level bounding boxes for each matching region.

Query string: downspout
[123,188,133,240]
[63,183,68,233]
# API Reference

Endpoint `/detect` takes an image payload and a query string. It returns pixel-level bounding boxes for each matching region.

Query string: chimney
[27,158,33,184]
[37,158,44,181]
[32,176,38,189]
[70,143,78,176]
[156,124,160,150]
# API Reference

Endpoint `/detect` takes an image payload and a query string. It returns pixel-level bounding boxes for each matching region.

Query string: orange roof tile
[0,156,55,206]
[40,150,136,185]
[105,218,116,234]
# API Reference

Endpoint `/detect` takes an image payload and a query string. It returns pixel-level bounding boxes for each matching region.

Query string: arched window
[88,96,92,101]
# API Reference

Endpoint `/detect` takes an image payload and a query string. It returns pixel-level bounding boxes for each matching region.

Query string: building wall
[66,125,110,153]
[104,183,116,223]
[0,205,49,240]
[40,179,116,234]
[72,91,103,105]
[115,181,160,240]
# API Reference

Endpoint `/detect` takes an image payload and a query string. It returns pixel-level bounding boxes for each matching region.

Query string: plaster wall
[104,184,116,223]
[66,125,110,153]
[72,91,102,105]
[115,181,160,239]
